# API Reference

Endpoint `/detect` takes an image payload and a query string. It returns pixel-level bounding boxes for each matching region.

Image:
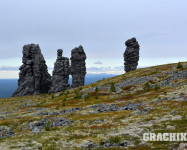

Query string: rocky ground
[0,62,186,150]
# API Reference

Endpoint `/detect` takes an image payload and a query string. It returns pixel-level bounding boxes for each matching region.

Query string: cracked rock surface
[124,37,140,72]
[49,49,70,93]
[13,44,51,97]
[70,45,86,88]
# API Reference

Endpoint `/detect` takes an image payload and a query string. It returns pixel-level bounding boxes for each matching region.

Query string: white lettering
[157,133,163,141]
[163,133,169,141]
[143,133,149,141]
[170,133,176,141]
[181,133,187,141]
[150,133,156,141]
[143,132,187,141]
[177,133,180,141]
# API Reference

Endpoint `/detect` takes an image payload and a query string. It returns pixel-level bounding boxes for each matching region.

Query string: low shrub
[109,136,121,144]
[143,82,151,91]
[176,62,183,69]
[45,121,51,131]
[95,87,99,92]
[95,93,99,99]
[110,83,116,92]
[84,93,91,100]
[61,102,66,107]
[154,84,160,91]
[74,94,82,99]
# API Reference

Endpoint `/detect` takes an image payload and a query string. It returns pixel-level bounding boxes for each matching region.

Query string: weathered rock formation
[13,44,51,97]
[70,45,86,88]
[49,49,70,93]
[124,37,140,72]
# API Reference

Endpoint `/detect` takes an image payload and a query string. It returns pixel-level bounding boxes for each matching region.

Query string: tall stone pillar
[49,49,70,93]
[124,38,140,72]
[13,44,51,97]
[70,45,86,88]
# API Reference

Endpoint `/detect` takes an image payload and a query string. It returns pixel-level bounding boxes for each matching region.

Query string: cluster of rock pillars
[13,37,140,97]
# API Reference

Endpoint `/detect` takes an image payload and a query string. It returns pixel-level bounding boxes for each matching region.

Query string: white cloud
[0,71,19,79]
[87,66,124,74]
[94,61,103,65]
[0,66,19,71]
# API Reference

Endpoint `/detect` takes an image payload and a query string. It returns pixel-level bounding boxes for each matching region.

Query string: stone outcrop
[70,45,86,88]
[12,44,51,97]
[49,49,70,93]
[124,37,140,72]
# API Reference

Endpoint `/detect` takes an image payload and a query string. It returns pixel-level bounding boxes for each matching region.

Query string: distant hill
[0,74,116,98]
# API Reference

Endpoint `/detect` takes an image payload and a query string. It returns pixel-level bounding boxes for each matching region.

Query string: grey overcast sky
[0,0,187,78]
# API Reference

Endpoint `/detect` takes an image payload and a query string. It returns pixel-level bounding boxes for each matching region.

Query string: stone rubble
[0,126,14,138]
[29,117,73,133]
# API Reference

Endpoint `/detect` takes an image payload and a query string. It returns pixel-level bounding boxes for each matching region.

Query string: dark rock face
[13,44,51,97]
[124,37,140,72]
[70,45,86,88]
[49,49,70,93]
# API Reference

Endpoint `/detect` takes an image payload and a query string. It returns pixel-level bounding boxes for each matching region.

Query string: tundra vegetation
[0,62,186,149]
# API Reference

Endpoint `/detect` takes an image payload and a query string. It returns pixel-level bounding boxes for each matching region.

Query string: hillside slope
[0,62,186,150]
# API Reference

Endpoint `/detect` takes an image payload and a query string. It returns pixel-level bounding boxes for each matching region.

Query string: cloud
[0,66,19,71]
[0,65,54,71]
[0,65,146,73]
[94,61,103,65]
[0,65,147,75]
[0,0,187,60]
[87,66,124,74]
[87,65,148,74]
[48,67,53,71]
